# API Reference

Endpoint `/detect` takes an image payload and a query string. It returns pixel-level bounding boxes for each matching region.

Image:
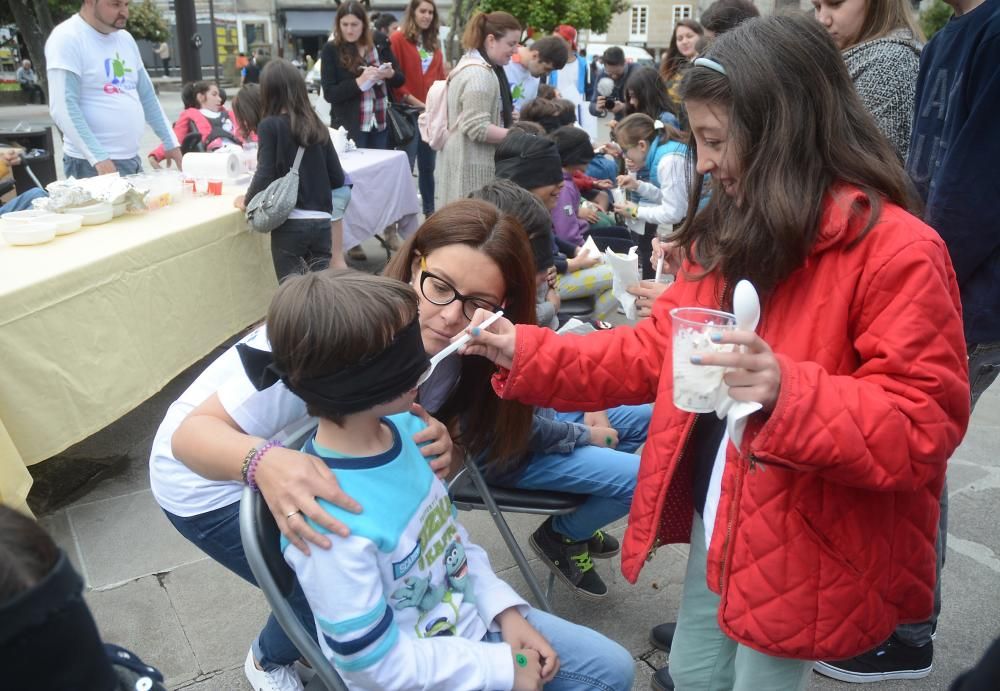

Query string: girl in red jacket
[464,14,970,690]
[148,81,243,166]
[390,0,446,217]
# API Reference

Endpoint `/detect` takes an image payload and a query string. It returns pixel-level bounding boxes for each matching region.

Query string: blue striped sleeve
[318,601,399,671]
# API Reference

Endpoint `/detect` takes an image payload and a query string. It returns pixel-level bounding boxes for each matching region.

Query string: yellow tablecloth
[0,193,277,513]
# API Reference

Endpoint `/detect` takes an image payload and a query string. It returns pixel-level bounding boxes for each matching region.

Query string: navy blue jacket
[907,0,1000,345]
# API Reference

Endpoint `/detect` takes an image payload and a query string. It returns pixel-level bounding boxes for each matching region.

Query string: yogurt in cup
[670,307,737,413]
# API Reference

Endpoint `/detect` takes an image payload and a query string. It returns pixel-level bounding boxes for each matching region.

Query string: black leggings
[270,218,332,282]
[632,224,656,280]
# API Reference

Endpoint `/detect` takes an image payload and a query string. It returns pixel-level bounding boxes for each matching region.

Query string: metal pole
[208,0,221,84]
[174,0,202,82]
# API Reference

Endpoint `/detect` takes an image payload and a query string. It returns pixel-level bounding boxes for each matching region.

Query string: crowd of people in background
[3,0,999,689]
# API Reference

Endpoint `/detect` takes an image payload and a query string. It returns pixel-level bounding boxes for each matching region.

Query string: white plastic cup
[611,188,626,207]
[670,307,737,412]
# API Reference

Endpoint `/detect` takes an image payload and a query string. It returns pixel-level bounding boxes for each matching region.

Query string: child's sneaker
[244,649,304,691]
[529,518,608,600]
[588,529,620,558]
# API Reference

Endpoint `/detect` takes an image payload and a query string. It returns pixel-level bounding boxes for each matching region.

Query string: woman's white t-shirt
[148,326,461,518]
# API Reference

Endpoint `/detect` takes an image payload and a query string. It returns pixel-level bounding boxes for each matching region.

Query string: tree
[477,0,625,34]
[126,0,168,44]
[919,0,953,40]
[2,0,83,94]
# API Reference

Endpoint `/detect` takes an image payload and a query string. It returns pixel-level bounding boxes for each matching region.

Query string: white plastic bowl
[112,202,127,217]
[72,201,114,226]
[2,220,57,246]
[1,208,50,222]
[2,212,84,235]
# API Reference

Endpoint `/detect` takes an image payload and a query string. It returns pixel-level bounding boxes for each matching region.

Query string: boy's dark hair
[551,98,578,128]
[469,179,554,272]
[374,12,397,32]
[519,97,562,132]
[602,46,625,66]
[267,269,419,424]
[549,125,595,167]
[510,120,546,136]
[700,0,760,35]
[536,83,558,100]
[530,35,569,71]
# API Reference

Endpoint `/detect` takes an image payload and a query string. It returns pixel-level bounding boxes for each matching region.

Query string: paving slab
[84,574,200,689]
[175,665,250,690]
[163,558,272,674]
[67,489,206,588]
[36,508,84,576]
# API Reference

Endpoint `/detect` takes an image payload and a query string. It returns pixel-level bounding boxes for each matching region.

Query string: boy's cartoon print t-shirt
[284,413,525,688]
[503,57,538,112]
[46,14,147,160]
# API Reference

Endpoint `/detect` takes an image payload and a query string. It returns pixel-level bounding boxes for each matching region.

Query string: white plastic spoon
[654,255,664,283]
[417,310,505,387]
[733,279,760,333]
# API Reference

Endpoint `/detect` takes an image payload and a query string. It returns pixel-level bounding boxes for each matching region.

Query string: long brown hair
[461,11,521,54]
[402,0,440,52]
[674,14,915,298]
[259,59,328,146]
[850,0,923,48]
[231,83,261,138]
[384,200,536,473]
[660,19,704,81]
[333,0,374,75]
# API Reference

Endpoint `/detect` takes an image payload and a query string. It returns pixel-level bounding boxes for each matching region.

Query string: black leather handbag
[386,101,420,148]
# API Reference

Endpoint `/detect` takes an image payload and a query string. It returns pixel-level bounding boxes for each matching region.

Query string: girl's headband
[693,57,726,76]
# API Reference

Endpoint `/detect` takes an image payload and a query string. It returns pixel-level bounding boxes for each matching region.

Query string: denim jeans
[63,155,142,179]
[483,609,634,690]
[403,114,436,216]
[163,502,315,671]
[512,404,650,541]
[0,187,47,215]
[670,513,813,690]
[354,127,390,150]
[270,217,333,282]
[896,340,1000,648]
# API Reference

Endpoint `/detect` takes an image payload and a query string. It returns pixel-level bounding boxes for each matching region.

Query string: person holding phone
[321,0,404,149]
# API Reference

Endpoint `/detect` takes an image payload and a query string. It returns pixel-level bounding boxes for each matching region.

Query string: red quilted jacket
[493,187,970,660]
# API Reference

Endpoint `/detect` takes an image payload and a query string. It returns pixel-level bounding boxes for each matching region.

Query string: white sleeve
[286,537,516,690]
[453,518,530,629]
[47,68,106,164]
[635,154,689,227]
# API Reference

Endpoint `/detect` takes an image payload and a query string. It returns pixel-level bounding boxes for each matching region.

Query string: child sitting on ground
[239,269,634,690]
[548,125,633,254]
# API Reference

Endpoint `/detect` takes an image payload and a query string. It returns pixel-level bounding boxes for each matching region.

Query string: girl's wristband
[245,440,283,492]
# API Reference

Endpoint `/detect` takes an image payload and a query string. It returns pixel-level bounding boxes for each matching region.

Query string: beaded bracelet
[245,439,283,492]
[240,444,263,485]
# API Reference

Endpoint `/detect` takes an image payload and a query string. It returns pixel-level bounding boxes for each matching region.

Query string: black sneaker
[649,622,676,652]
[813,635,933,682]
[650,665,675,691]
[587,529,620,559]
[529,518,608,600]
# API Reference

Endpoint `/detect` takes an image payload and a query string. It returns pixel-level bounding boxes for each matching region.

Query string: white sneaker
[244,649,305,691]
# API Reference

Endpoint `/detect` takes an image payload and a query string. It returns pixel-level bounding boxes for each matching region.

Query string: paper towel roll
[182,152,241,179]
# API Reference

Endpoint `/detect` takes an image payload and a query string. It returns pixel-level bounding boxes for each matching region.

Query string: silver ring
[285,510,301,519]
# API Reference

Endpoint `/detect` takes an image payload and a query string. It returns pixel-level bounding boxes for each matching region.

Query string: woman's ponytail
[462,11,521,53]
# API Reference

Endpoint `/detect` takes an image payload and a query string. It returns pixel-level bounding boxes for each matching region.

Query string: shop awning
[284,10,337,37]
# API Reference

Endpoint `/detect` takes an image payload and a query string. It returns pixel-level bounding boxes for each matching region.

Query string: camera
[602,95,617,110]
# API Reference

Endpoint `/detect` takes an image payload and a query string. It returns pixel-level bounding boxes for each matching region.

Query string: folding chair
[448,456,587,613]
[240,485,348,691]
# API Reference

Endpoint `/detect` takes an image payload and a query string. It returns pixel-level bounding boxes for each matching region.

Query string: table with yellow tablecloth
[0,194,278,513]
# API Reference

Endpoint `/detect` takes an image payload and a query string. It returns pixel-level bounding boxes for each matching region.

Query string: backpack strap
[446,57,495,133]
[290,146,305,172]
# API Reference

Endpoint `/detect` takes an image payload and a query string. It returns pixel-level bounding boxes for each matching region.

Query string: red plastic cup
[207,179,223,196]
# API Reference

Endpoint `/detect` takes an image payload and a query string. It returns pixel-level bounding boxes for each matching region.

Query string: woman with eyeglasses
[149,199,648,688]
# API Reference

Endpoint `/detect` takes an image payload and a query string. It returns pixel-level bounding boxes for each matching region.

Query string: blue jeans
[403,115,436,215]
[895,340,1000,648]
[164,503,315,671]
[484,609,634,690]
[0,187,47,215]
[354,127,390,150]
[63,154,142,179]
[513,404,649,541]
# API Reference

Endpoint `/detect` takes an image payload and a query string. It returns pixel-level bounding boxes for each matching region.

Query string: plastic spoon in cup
[417,310,505,387]
[654,255,664,283]
[732,279,760,333]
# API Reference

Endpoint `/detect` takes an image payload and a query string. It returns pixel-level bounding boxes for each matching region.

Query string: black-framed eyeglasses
[419,258,503,321]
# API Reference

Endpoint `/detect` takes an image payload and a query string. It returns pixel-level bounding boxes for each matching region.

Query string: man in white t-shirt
[502,36,569,112]
[45,0,180,178]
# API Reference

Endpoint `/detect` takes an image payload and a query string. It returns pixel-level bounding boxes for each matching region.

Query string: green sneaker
[587,529,620,559]
[528,518,608,600]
